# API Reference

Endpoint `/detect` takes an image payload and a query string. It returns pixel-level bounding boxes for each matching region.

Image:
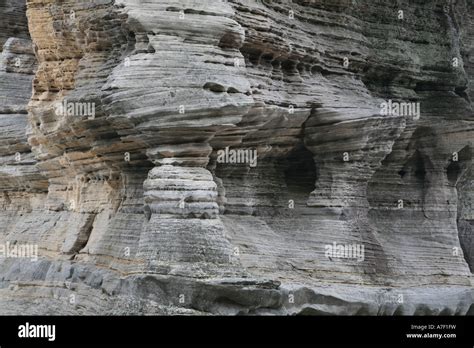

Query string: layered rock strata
[0,0,472,315]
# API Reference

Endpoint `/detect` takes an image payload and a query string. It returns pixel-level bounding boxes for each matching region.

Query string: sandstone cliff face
[0,0,472,315]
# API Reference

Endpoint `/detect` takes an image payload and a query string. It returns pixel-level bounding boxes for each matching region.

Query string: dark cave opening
[447,161,461,185]
[214,143,317,216]
[399,150,426,183]
[281,145,317,199]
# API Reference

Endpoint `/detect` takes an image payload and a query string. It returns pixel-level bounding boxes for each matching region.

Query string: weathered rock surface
[0,0,473,315]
